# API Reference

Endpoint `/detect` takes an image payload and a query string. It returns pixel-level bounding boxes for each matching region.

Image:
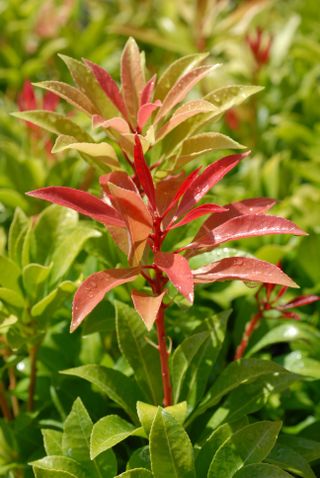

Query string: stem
[234,311,263,360]
[8,367,19,417]
[0,382,12,421]
[27,346,38,412]
[155,303,172,407]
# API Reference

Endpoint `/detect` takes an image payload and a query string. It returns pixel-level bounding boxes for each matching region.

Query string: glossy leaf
[85,59,128,119]
[134,135,156,210]
[31,456,87,478]
[137,100,161,130]
[193,257,298,288]
[27,186,125,228]
[267,443,316,478]
[93,115,131,134]
[59,54,118,118]
[52,135,120,170]
[131,290,166,331]
[12,110,90,141]
[205,85,264,111]
[62,398,92,462]
[115,301,163,404]
[108,182,152,265]
[180,132,245,158]
[116,470,153,478]
[150,408,196,478]
[62,365,141,422]
[90,415,140,459]
[195,359,293,418]
[207,421,281,478]
[154,252,194,303]
[155,100,216,141]
[121,38,145,124]
[193,214,306,248]
[161,169,201,218]
[154,53,209,101]
[233,463,293,477]
[169,203,227,230]
[36,80,96,115]
[71,268,139,332]
[278,436,320,463]
[280,295,320,309]
[41,430,63,456]
[137,401,187,436]
[154,65,219,124]
[141,74,157,105]
[176,152,250,217]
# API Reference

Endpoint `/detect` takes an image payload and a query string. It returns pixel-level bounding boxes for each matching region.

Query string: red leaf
[192,214,306,249]
[18,80,37,111]
[162,168,201,218]
[155,172,186,216]
[279,295,320,310]
[131,289,166,331]
[137,100,161,130]
[176,151,250,217]
[134,134,156,210]
[193,257,298,288]
[140,74,157,105]
[168,203,228,230]
[109,183,153,265]
[154,251,194,303]
[43,90,59,111]
[100,171,138,195]
[27,186,125,227]
[71,268,139,332]
[194,197,276,243]
[85,59,128,119]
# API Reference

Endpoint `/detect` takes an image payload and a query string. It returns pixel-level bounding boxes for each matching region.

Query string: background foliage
[0,1,320,477]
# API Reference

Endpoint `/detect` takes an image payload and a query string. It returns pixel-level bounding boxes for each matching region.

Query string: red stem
[0,382,12,421]
[234,311,263,360]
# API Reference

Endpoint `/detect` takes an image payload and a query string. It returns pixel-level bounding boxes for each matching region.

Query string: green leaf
[266,443,316,478]
[195,419,248,477]
[284,352,320,379]
[41,429,63,456]
[0,188,29,211]
[62,398,92,462]
[90,415,141,459]
[12,110,91,141]
[33,204,78,265]
[0,256,21,291]
[61,365,141,422]
[59,54,118,118]
[247,322,320,357]
[52,135,120,171]
[115,301,163,405]
[172,310,230,406]
[233,463,293,477]
[137,401,187,436]
[150,408,196,478]
[116,469,153,478]
[8,208,28,265]
[31,280,76,317]
[49,225,101,285]
[195,359,292,418]
[207,421,282,477]
[36,81,96,115]
[205,85,263,111]
[31,456,87,478]
[127,446,151,471]
[154,53,209,102]
[23,263,52,299]
[278,435,320,463]
[0,288,24,308]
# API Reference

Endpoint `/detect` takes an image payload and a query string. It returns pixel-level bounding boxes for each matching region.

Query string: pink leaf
[155,172,186,216]
[109,183,153,265]
[155,99,215,141]
[140,74,157,105]
[154,65,219,124]
[131,289,166,331]
[84,59,128,119]
[137,100,161,130]
[154,251,194,303]
[27,186,125,227]
[71,268,139,332]
[279,295,320,310]
[43,90,59,111]
[93,115,130,134]
[192,214,306,249]
[193,257,298,288]
[161,168,201,218]
[121,38,145,125]
[134,134,156,210]
[168,203,228,230]
[176,151,250,218]
[100,171,138,195]
[18,80,37,111]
